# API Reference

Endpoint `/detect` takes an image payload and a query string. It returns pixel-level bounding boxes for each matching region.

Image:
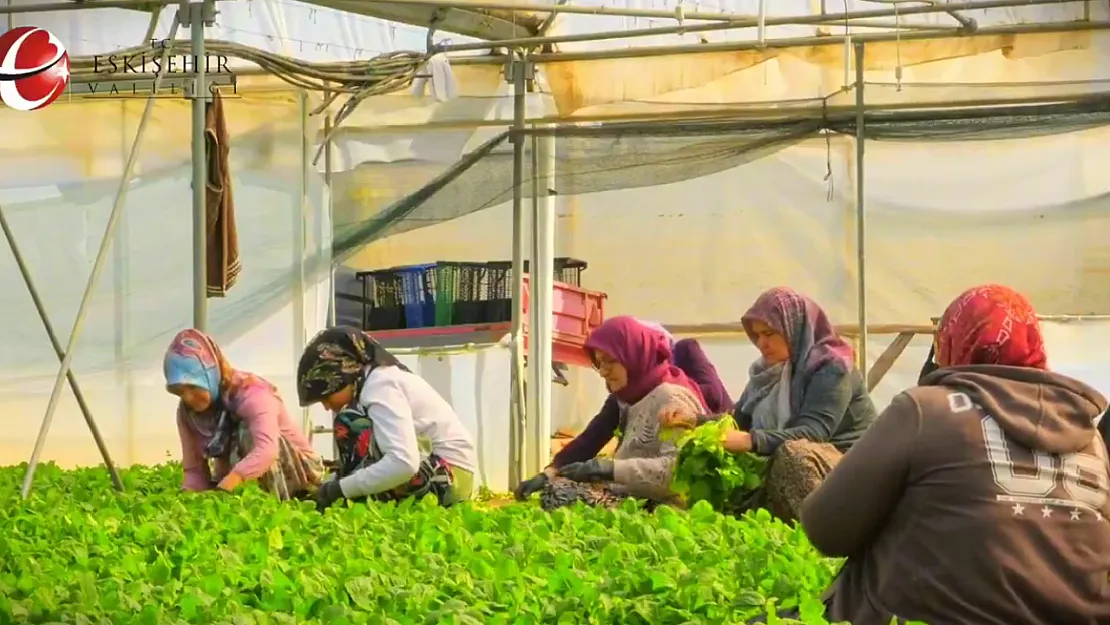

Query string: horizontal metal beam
[436,0,1082,53]
[325,0,756,21]
[307,0,538,41]
[524,15,1108,62]
[0,0,184,15]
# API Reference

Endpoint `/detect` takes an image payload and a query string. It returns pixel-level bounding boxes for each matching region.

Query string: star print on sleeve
[1011,503,1025,516]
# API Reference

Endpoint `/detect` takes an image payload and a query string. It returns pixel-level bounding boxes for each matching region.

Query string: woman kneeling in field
[537,316,707,510]
[297,327,479,512]
[165,329,324,499]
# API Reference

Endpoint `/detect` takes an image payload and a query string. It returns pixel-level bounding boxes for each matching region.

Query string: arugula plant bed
[1,464,844,624]
[669,415,768,514]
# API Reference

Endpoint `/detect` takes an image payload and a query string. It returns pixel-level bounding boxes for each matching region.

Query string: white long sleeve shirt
[338,366,478,499]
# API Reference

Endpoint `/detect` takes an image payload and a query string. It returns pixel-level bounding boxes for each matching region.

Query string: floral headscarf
[296,326,408,407]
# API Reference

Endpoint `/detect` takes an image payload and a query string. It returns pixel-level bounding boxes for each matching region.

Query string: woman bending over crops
[799,285,1110,625]
[296,327,478,512]
[663,287,877,522]
[165,329,324,499]
[514,319,731,501]
[537,316,708,510]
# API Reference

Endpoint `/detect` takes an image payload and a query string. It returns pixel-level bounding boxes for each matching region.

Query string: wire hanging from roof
[66,38,428,125]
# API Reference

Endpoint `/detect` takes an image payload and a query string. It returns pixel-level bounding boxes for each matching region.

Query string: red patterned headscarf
[935,285,1046,369]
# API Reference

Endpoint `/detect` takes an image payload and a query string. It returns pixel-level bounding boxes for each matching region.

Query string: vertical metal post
[20,16,182,500]
[507,53,531,485]
[530,124,556,476]
[324,88,337,329]
[0,202,124,492]
[190,0,208,331]
[296,90,310,432]
[854,42,868,377]
[116,100,137,466]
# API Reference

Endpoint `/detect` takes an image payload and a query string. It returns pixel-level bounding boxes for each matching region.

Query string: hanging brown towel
[205,89,241,297]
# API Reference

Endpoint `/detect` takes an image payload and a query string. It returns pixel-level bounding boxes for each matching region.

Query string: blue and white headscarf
[164,328,223,402]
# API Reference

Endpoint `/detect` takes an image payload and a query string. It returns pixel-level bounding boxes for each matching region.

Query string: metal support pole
[20,16,182,500]
[757,0,767,45]
[324,88,337,329]
[507,53,532,486]
[189,0,209,331]
[528,123,556,477]
[0,203,124,492]
[296,90,310,432]
[854,42,868,379]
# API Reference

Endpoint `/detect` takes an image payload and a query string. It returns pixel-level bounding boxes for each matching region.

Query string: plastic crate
[397,263,437,329]
[522,275,607,368]
[484,258,588,324]
[355,269,405,331]
[433,262,488,326]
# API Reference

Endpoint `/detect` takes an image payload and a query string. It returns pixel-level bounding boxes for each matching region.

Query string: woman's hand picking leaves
[514,466,556,500]
[315,478,345,512]
[559,458,614,483]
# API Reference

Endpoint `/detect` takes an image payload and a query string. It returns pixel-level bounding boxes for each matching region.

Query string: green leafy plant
[0,463,851,624]
[669,415,768,513]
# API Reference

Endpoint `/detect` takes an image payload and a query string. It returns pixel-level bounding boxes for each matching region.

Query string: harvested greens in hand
[670,415,768,513]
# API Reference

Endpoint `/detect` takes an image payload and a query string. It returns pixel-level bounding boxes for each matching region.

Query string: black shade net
[331,94,1110,261]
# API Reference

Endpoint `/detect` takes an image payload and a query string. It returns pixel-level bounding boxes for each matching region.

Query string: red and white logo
[0,26,70,112]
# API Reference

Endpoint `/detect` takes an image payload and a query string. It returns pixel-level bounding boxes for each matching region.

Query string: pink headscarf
[585,315,707,408]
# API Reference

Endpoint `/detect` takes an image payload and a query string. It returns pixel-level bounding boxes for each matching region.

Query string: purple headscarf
[585,315,707,408]
[741,287,855,412]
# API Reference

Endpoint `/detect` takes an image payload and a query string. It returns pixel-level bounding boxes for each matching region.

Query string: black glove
[514,472,550,501]
[558,458,614,483]
[315,479,345,513]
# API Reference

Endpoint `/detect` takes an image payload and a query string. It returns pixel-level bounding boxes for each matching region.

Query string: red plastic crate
[522,276,607,368]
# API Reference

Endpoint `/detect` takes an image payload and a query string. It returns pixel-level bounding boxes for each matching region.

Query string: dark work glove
[558,458,614,483]
[514,472,550,501]
[315,479,345,513]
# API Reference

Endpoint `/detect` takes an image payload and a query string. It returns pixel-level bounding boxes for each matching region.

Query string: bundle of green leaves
[669,416,768,514]
[0,463,847,624]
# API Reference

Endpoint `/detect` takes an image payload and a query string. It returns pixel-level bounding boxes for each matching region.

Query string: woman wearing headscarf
[164,329,324,499]
[663,287,877,522]
[798,285,1110,625]
[537,315,708,510]
[514,319,731,501]
[296,326,478,512]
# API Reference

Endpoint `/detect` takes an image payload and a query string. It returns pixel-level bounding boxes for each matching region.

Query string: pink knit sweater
[176,379,314,491]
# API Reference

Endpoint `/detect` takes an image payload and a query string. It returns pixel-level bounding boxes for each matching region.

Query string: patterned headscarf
[164,329,226,401]
[741,287,855,415]
[585,315,707,408]
[935,284,1046,369]
[296,326,408,407]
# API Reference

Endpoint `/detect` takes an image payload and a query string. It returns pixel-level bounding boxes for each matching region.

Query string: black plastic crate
[435,261,490,325]
[482,258,588,323]
[355,269,406,331]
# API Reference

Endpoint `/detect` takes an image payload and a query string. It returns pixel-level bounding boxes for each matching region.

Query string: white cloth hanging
[410,53,459,103]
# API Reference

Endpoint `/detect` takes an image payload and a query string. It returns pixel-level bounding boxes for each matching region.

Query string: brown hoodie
[801,365,1110,625]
